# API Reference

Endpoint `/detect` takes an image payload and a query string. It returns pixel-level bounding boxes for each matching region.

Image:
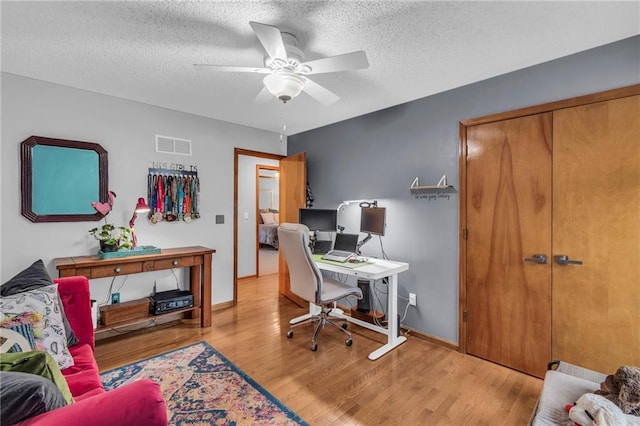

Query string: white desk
[291,256,409,360]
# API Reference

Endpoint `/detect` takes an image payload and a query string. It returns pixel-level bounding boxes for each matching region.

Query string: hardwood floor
[95,274,542,425]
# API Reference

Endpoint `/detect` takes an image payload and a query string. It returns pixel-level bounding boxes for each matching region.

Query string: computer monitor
[298,208,337,232]
[360,207,386,236]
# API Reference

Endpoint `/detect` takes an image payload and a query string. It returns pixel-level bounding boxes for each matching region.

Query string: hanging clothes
[156,175,164,213]
[306,182,315,208]
[146,168,200,223]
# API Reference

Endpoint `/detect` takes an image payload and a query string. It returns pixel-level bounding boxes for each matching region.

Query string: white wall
[237,155,278,277]
[258,171,279,210]
[1,73,286,307]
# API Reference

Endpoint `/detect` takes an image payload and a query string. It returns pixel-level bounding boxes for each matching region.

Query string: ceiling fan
[194,21,369,105]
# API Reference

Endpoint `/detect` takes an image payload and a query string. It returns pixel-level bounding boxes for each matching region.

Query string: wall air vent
[155,135,192,156]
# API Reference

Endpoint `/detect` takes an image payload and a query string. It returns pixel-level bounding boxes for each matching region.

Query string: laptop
[321,233,359,262]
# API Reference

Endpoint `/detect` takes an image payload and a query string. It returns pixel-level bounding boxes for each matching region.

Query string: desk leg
[367,273,407,360]
[289,303,321,324]
[201,252,212,327]
[189,263,201,324]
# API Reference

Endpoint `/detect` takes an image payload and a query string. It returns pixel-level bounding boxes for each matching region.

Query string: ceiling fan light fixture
[263,72,305,103]
[196,21,367,105]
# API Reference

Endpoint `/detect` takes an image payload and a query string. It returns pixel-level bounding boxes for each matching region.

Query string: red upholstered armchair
[19,276,168,426]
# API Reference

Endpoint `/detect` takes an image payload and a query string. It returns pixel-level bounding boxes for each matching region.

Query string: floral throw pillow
[0,285,74,369]
[0,312,44,353]
[1,259,78,347]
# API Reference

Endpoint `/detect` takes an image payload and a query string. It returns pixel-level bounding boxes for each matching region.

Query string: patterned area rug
[100,341,307,426]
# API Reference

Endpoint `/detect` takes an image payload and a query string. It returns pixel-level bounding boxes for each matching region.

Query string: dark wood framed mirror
[21,136,108,222]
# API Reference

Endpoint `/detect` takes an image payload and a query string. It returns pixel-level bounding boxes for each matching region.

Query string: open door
[278,152,307,306]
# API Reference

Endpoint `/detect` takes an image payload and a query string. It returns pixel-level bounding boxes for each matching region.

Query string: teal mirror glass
[21,136,108,222]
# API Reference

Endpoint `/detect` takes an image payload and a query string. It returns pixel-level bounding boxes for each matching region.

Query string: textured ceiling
[2,1,638,135]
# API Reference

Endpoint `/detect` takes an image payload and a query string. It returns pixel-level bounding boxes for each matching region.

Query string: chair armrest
[53,277,94,350]
[18,379,167,426]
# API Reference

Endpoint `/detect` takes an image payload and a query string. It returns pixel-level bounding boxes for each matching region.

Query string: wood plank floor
[95,274,542,425]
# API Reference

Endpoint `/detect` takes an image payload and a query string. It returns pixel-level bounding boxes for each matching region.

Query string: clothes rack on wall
[147,167,200,223]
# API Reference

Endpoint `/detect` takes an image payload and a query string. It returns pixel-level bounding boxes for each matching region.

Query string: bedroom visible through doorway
[257,165,280,276]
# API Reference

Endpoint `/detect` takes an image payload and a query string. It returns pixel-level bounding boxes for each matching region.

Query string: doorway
[234,149,283,303]
[234,148,308,307]
[257,165,280,276]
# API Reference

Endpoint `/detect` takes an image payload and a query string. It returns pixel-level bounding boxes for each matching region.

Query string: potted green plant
[89,224,133,252]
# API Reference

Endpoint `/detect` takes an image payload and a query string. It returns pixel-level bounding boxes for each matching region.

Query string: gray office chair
[277,223,363,351]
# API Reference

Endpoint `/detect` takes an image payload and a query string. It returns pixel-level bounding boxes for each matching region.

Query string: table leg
[367,273,407,360]
[201,252,212,327]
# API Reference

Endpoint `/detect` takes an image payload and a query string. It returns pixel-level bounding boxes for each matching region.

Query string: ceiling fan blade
[302,78,339,106]
[249,21,288,61]
[300,51,369,75]
[193,64,270,74]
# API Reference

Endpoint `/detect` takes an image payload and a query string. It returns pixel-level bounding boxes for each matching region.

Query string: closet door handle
[555,255,583,266]
[523,254,547,264]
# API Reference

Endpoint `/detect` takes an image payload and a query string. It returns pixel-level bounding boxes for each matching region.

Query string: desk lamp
[129,198,151,247]
[336,199,377,213]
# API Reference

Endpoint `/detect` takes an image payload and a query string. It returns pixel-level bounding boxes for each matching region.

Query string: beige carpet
[259,248,278,275]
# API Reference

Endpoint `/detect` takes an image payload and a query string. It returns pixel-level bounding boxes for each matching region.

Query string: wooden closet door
[552,95,640,373]
[466,113,552,378]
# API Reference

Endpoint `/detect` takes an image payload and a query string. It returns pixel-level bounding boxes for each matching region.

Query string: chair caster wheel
[311,343,318,351]
[341,323,348,330]
[345,339,352,346]
[286,330,293,338]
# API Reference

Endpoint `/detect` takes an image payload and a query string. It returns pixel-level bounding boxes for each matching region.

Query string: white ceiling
[2,1,638,135]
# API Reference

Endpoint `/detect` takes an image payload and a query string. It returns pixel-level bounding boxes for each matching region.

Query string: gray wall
[288,35,640,345]
[1,73,285,307]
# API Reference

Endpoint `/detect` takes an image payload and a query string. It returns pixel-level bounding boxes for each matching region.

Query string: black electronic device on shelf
[150,289,194,315]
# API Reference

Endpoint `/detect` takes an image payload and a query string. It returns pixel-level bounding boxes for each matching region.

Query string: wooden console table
[54,246,215,330]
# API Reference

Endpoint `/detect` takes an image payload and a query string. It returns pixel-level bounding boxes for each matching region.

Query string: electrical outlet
[409,293,417,306]
[111,293,120,304]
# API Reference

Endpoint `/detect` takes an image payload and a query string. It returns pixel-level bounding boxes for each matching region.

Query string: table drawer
[91,263,143,278]
[153,256,195,270]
